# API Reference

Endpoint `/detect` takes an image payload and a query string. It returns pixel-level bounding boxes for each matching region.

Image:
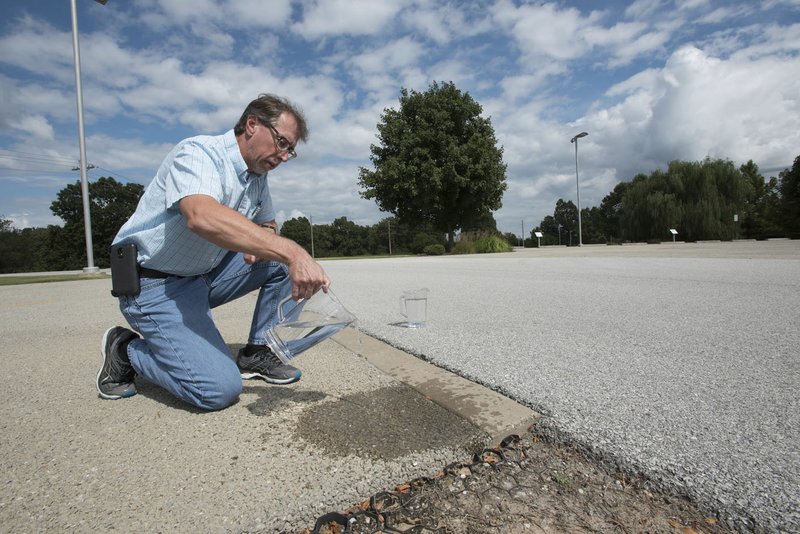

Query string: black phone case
[109,243,140,297]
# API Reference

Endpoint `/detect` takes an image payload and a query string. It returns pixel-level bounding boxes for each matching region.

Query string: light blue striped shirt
[114,129,275,276]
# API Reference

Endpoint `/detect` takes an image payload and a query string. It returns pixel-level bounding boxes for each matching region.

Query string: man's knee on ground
[184,373,242,411]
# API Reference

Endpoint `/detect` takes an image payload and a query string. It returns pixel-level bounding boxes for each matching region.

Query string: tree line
[1,152,798,274]
[0,176,448,273]
[531,155,800,246]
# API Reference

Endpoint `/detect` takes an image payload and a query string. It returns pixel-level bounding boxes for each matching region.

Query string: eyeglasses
[264,122,297,160]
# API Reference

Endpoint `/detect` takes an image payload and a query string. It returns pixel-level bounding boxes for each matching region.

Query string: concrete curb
[332,328,540,445]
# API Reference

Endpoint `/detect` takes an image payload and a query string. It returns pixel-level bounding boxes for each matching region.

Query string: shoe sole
[240,371,301,385]
[97,327,136,400]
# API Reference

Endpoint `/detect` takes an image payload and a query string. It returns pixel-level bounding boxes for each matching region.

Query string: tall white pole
[309,215,315,258]
[70,0,98,272]
[570,131,588,247]
[574,139,582,247]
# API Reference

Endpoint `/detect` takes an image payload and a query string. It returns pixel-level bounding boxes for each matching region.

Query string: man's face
[242,112,298,175]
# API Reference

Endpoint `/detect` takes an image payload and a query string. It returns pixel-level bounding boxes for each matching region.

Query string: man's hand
[287,252,330,300]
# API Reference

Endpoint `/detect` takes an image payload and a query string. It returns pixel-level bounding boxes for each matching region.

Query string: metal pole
[309,215,315,258]
[570,132,588,247]
[70,0,98,272]
[574,138,583,247]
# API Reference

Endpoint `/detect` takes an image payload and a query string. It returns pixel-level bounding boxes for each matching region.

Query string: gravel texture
[320,241,800,532]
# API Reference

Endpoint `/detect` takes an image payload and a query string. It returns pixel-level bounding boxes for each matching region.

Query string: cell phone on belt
[109,243,140,297]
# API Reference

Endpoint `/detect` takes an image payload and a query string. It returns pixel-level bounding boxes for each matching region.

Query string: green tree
[280,217,313,252]
[50,176,144,269]
[581,206,607,244]
[553,199,578,244]
[330,217,369,256]
[739,160,782,238]
[535,215,558,245]
[778,155,800,236]
[0,218,24,273]
[358,81,508,249]
[619,159,749,241]
[599,181,630,241]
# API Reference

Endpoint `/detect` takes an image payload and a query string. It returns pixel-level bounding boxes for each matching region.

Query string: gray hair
[233,93,309,142]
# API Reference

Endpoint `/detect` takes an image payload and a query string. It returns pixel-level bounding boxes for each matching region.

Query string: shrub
[451,240,476,254]
[411,232,442,254]
[423,244,445,255]
[475,235,512,253]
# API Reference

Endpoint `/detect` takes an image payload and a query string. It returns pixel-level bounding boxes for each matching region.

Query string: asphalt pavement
[322,239,800,533]
[0,239,797,532]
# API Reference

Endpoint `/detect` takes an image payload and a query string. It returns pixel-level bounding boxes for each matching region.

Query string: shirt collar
[224,129,253,183]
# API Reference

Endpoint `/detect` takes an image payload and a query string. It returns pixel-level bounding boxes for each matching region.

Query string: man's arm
[179,194,328,299]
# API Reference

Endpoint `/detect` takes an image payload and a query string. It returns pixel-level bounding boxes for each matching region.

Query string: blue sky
[1,0,799,236]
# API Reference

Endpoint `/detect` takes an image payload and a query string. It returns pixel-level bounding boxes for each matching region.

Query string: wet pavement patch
[294,384,486,460]
[244,386,328,415]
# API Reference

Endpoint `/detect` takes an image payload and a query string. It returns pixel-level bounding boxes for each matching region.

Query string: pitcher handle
[278,295,305,322]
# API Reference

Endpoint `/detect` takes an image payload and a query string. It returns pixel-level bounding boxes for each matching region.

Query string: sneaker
[97,326,138,400]
[237,345,302,385]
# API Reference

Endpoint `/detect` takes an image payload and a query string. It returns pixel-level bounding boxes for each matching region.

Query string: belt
[139,266,172,279]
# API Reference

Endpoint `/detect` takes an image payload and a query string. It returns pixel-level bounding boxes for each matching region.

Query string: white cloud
[584,44,800,181]
[492,1,597,63]
[10,116,55,141]
[293,0,407,39]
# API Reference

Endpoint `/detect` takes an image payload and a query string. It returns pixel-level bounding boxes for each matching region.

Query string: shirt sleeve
[163,140,226,210]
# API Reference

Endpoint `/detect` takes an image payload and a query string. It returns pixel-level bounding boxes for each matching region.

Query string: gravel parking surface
[321,241,800,532]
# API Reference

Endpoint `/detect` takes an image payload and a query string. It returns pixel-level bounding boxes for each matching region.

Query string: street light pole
[70,0,103,272]
[570,131,588,247]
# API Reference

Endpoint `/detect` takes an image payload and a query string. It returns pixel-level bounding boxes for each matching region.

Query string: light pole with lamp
[570,131,588,247]
[70,0,107,273]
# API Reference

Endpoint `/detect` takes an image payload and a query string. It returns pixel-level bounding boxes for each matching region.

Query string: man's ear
[245,116,258,136]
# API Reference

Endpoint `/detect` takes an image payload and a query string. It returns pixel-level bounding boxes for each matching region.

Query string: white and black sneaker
[237,345,301,385]
[97,326,138,400]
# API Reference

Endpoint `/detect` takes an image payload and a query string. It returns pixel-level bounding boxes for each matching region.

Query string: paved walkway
[0,270,533,532]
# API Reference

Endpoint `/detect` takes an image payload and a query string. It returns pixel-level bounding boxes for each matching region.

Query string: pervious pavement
[321,239,800,533]
[0,271,533,532]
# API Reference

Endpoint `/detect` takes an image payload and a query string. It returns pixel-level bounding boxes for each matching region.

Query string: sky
[1,0,799,237]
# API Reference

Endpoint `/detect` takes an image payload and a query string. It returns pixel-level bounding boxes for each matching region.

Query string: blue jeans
[118,251,292,410]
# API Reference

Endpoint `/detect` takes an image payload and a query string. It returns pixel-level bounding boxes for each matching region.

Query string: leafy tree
[358,81,508,249]
[280,217,313,251]
[599,181,630,241]
[0,219,23,273]
[502,232,521,247]
[535,215,558,245]
[581,206,607,244]
[618,159,749,241]
[553,199,579,244]
[778,155,800,236]
[50,176,144,269]
[739,160,782,238]
[330,217,370,256]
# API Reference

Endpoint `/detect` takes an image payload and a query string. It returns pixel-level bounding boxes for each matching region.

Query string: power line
[0,150,76,166]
